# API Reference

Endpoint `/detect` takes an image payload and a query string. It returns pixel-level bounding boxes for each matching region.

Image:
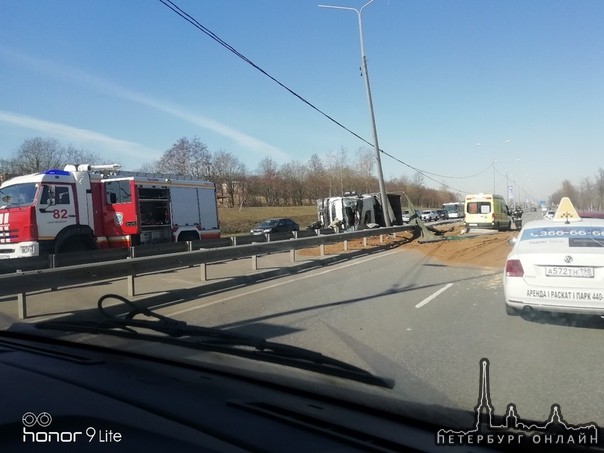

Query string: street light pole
[319,0,390,226]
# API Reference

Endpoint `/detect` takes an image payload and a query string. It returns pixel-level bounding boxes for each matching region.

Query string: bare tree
[62,145,102,167]
[280,161,307,206]
[596,168,604,211]
[406,172,427,207]
[256,157,281,206]
[0,158,16,183]
[212,150,246,208]
[155,137,212,179]
[549,179,578,206]
[8,137,101,175]
[326,148,348,196]
[388,175,409,196]
[354,147,376,194]
[12,137,64,174]
[579,177,594,210]
[134,162,158,173]
[305,153,328,203]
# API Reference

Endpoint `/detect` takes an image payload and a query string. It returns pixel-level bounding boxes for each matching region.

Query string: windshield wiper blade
[35,294,394,389]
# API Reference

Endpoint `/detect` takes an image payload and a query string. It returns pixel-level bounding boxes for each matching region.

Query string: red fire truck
[0,164,220,258]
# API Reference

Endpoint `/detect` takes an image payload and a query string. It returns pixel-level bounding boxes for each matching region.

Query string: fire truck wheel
[177,231,200,242]
[57,236,95,253]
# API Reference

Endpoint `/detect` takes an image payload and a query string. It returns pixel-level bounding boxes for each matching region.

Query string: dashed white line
[415,283,454,308]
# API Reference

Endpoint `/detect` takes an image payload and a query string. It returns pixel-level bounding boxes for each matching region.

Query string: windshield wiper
[34,294,394,389]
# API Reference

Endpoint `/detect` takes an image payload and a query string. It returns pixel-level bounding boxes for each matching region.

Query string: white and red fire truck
[0,164,220,258]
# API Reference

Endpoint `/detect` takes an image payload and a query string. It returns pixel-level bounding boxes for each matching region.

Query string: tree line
[0,137,101,177]
[549,170,604,210]
[2,136,463,209]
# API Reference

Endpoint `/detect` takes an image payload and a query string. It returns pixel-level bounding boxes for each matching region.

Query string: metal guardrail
[0,231,333,275]
[0,225,417,318]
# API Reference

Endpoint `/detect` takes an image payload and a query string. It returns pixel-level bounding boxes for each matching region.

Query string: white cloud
[0,110,159,161]
[118,92,292,162]
[0,47,292,162]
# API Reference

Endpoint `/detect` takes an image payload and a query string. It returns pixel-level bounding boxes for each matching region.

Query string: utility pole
[319,0,391,226]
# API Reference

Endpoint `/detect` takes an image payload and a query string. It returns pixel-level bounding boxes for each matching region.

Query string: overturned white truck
[315,192,403,231]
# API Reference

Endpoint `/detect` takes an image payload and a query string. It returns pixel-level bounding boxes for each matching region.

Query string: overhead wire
[158,0,367,143]
[158,0,480,194]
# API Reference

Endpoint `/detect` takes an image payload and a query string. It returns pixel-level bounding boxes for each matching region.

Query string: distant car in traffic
[250,218,299,235]
[420,210,438,222]
[504,198,604,316]
[435,209,449,220]
[544,210,555,219]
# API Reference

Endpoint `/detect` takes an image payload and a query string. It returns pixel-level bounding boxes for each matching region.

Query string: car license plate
[544,266,594,278]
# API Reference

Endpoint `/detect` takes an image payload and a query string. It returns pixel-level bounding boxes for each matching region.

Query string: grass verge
[218,205,317,235]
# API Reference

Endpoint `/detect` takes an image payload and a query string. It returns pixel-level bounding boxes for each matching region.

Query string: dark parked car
[250,218,299,235]
[436,209,449,220]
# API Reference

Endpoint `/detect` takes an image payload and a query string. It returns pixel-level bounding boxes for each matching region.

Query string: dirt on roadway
[403,224,516,269]
[299,224,517,270]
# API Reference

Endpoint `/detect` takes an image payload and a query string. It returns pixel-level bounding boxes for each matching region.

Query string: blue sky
[1,0,603,202]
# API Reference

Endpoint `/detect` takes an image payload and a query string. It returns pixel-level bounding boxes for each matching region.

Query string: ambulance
[464,193,512,231]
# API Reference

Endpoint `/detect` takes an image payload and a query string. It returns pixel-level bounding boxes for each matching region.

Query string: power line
[158,0,367,140]
[158,0,477,193]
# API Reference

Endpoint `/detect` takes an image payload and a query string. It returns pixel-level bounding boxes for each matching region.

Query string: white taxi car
[504,197,604,316]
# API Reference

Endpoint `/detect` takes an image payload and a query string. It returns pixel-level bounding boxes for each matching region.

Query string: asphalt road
[2,211,602,431]
[148,222,604,430]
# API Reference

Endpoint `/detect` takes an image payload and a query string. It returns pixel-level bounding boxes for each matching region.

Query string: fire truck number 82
[53,209,68,219]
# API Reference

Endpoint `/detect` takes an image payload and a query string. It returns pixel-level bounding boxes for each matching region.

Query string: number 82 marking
[53,209,68,219]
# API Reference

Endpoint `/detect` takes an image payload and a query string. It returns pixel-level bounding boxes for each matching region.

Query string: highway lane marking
[415,283,454,308]
[166,249,401,317]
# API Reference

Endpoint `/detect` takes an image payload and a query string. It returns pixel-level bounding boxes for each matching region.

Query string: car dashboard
[0,330,453,452]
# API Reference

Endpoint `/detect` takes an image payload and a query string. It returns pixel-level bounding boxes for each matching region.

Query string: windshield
[2,1,604,451]
[257,219,278,228]
[443,204,461,214]
[0,183,38,209]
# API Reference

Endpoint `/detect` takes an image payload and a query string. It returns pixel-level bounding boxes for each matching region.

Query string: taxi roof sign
[553,197,581,223]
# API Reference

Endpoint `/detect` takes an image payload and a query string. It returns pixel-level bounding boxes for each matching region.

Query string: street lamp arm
[318,1,376,73]
[318,0,375,12]
[359,0,376,15]
[318,4,356,12]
